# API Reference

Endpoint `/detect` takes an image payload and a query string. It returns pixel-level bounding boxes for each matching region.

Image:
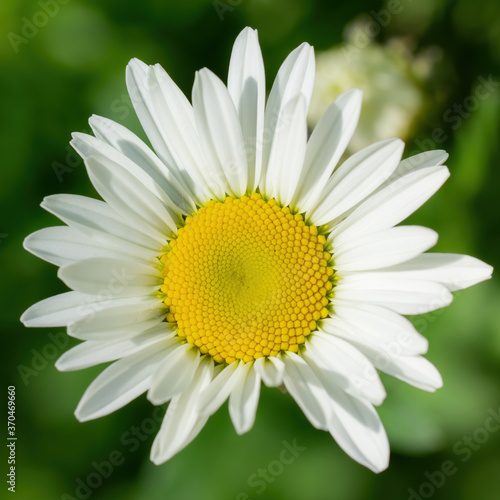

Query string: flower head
[22,27,492,473]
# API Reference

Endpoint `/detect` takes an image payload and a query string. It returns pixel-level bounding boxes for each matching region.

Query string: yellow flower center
[160,193,333,364]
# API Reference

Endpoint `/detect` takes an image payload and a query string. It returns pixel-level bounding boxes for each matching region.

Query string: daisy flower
[21,27,492,473]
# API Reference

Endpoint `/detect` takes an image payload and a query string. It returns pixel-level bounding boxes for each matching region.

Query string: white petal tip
[40,196,54,210]
[434,149,449,161]
[387,137,405,150]
[127,57,148,70]
[150,449,172,466]
[56,266,66,282]
[19,306,41,327]
[54,359,65,372]
[239,26,257,36]
[56,354,80,373]
[22,234,32,251]
[70,132,87,142]
[417,358,444,392]
[74,409,91,423]
[19,313,30,327]
[370,459,390,474]
[479,263,494,282]
[427,375,444,392]
[146,391,166,407]
[345,87,363,99]
[233,424,252,436]
[371,392,387,407]
[195,67,213,82]
[88,114,105,127]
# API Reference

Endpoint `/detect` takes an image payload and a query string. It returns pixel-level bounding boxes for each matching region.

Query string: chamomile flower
[22,27,492,473]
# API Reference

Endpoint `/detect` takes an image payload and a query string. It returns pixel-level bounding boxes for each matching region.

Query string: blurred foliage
[1,0,499,499]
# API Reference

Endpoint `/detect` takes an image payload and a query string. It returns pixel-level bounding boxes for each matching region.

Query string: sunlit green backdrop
[2,0,500,499]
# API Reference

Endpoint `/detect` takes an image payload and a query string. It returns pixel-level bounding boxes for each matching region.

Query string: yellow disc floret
[160,194,333,364]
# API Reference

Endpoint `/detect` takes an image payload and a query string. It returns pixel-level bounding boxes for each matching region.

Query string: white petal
[148,344,201,405]
[21,291,117,327]
[334,152,449,227]
[58,257,161,298]
[83,156,174,240]
[309,139,404,225]
[24,227,96,267]
[197,361,241,416]
[150,356,214,464]
[294,89,362,212]
[324,302,429,356]
[264,42,315,126]
[261,43,315,194]
[56,325,175,371]
[386,149,448,183]
[24,226,158,267]
[126,59,172,166]
[176,414,211,455]
[228,27,265,192]
[304,333,386,406]
[146,64,215,202]
[333,226,438,271]
[334,149,448,230]
[126,59,209,204]
[282,352,330,430]
[228,362,261,435]
[41,194,161,250]
[89,114,196,215]
[323,305,440,391]
[352,341,443,392]
[67,297,165,340]
[71,132,183,225]
[193,68,248,197]
[326,387,390,473]
[377,355,443,392]
[335,274,453,315]
[331,166,450,245]
[262,95,308,205]
[377,253,493,291]
[75,341,173,421]
[253,356,285,387]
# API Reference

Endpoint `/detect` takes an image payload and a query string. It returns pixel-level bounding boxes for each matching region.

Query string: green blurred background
[2,0,500,499]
